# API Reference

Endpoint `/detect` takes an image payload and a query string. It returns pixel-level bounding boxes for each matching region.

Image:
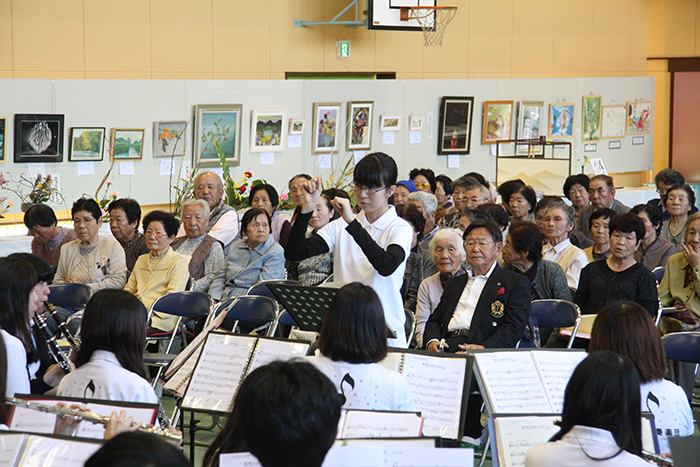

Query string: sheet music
[182,333,255,412]
[163,345,204,396]
[321,444,384,467]
[385,447,473,467]
[340,410,422,439]
[18,435,101,467]
[474,353,552,413]
[400,353,466,439]
[246,339,310,374]
[0,433,27,467]
[531,351,586,413]
[493,416,560,467]
[220,452,263,467]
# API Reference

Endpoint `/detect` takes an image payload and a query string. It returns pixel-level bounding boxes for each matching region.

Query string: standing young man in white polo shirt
[285,152,413,347]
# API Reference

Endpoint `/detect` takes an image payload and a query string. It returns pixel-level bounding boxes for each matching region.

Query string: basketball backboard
[368,0,437,30]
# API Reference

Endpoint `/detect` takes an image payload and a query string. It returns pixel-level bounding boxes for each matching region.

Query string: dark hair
[0,333,9,425]
[75,290,148,380]
[85,432,189,467]
[319,189,349,222]
[409,168,437,193]
[552,351,642,458]
[248,184,280,209]
[435,174,453,196]
[589,301,666,384]
[241,208,272,235]
[318,283,388,364]
[478,203,509,230]
[563,174,590,199]
[510,185,537,213]
[289,173,312,189]
[460,207,493,224]
[142,210,180,238]
[666,184,696,209]
[588,208,616,231]
[354,152,398,189]
[508,221,543,263]
[463,172,490,190]
[203,360,341,467]
[23,204,57,229]
[8,253,54,283]
[0,257,38,349]
[655,168,685,188]
[71,197,102,221]
[590,174,615,191]
[403,204,426,241]
[108,198,142,227]
[497,179,525,204]
[609,213,646,244]
[463,220,503,243]
[630,204,663,236]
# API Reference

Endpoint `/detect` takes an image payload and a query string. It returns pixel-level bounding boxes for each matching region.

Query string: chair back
[245,279,300,301]
[405,309,416,346]
[278,310,298,327]
[215,295,278,336]
[530,299,582,349]
[652,266,666,284]
[662,332,700,364]
[48,283,92,310]
[148,291,211,321]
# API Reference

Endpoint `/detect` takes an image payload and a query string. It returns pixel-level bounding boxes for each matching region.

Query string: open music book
[379,348,470,440]
[180,331,310,413]
[0,432,102,467]
[337,409,423,439]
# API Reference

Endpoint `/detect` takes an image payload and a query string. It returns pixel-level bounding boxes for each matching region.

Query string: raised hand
[330,196,355,224]
[300,177,323,214]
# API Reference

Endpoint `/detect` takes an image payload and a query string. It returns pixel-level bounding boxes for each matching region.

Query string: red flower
[495,287,505,295]
[245,171,252,178]
[239,186,246,193]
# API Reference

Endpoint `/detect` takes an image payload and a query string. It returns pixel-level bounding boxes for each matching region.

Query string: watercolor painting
[548,104,574,137]
[70,127,105,161]
[601,106,626,139]
[111,129,144,160]
[251,110,285,152]
[627,101,651,134]
[154,121,187,157]
[582,95,602,141]
[482,101,513,145]
[516,101,545,156]
[195,104,242,167]
[313,103,340,154]
[347,101,373,150]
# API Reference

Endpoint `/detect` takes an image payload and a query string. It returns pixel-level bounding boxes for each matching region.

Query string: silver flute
[642,450,674,466]
[5,397,182,442]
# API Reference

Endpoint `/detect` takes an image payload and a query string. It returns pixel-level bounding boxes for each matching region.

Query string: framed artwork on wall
[110,129,144,160]
[626,101,651,134]
[251,110,286,153]
[548,103,575,137]
[0,117,6,163]
[69,127,105,161]
[289,118,305,135]
[497,156,571,196]
[582,95,602,141]
[14,114,65,163]
[600,106,626,139]
[516,101,545,156]
[154,121,187,158]
[313,103,341,155]
[379,115,401,131]
[481,101,513,145]
[195,104,242,167]
[409,114,424,131]
[347,101,373,151]
[438,96,474,155]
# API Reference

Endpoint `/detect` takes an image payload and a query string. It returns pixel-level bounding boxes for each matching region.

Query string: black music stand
[267,284,338,332]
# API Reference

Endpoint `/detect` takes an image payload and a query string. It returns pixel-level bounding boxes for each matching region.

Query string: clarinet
[34,312,75,374]
[5,397,181,442]
[44,302,81,352]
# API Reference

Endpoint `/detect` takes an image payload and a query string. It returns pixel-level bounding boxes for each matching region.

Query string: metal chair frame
[529,299,582,349]
[47,283,92,310]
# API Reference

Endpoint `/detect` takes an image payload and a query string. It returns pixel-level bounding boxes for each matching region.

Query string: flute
[44,302,81,352]
[33,312,75,374]
[642,450,673,466]
[5,397,182,442]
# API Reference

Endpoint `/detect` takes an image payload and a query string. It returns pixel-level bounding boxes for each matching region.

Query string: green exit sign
[337,40,351,59]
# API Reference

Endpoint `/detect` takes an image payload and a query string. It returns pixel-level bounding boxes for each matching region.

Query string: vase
[21,203,38,213]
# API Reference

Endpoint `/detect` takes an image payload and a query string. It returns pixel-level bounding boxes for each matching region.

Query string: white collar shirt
[448,261,497,332]
[542,238,588,289]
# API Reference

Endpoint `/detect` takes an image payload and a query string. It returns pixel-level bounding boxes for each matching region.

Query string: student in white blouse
[57,290,158,404]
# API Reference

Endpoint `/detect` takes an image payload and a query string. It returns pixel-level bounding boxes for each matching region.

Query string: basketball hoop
[401,6,457,47]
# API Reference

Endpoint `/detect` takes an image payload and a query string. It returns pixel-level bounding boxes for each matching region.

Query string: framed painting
[516,101,545,156]
[379,115,401,131]
[195,104,242,167]
[626,101,651,134]
[582,95,602,141]
[548,103,574,137]
[313,103,341,155]
[154,121,187,158]
[601,106,626,139]
[409,114,424,131]
[289,118,305,135]
[69,127,105,161]
[497,156,571,196]
[110,129,144,160]
[0,117,6,163]
[481,101,514,145]
[251,110,286,153]
[14,114,65,163]
[347,101,373,151]
[438,96,474,155]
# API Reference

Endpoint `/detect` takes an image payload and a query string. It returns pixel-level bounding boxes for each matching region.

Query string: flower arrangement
[0,196,13,218]
[91,162,119,221]
[278,191,295,211]
[171,166,198,217]
[0,172,65,209]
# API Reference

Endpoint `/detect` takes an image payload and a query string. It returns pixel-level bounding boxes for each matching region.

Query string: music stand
[267,284,338,332]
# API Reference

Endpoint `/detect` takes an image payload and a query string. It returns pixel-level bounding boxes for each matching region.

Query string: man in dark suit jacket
[423,220,531,442]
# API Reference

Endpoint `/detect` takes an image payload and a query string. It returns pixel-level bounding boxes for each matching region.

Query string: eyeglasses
[415,182,431,190]
[352,183,389,195]
[465,240,495,248]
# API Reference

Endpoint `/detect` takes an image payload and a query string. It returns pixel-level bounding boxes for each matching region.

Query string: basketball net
[407,7,457,47]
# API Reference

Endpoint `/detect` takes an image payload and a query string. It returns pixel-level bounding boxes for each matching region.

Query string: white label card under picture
[260,152,274,165]
[448,155,460,169]
[77,162,94,175]
[353,150,366,165]
[287,134,302,148]
[160,159,174,175]
[319,154,332,169]
[632,136,644,145]
[608,141,621,150]
[583,143,597,153]
[119,161,134,175]
[409,131,421,144]
[383,132,395,145]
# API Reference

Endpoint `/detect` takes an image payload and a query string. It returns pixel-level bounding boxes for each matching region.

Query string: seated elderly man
[24,203,76,266]
[540,198,589,289]
[578,174,630,239]
[177,171,239,249]
[172,199,226,293]
[424,220,530,443]
[407,191,440,277]
[439,176,491,230]
[108,198,150,272]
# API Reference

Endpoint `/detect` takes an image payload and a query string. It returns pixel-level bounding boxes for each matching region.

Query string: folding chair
[144,291,212,386]
[652,266,666,284]
[47,283,91,310]
[246,279,300,301]
[663,331,700,407]
[529,299,582,349]
[214,295,277,337]
[405,309,416,347]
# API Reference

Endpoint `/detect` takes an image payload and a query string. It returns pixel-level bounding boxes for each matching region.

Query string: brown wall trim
[648,57,700,72]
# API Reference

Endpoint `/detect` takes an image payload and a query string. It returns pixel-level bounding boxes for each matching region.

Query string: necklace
[666,218,688,245]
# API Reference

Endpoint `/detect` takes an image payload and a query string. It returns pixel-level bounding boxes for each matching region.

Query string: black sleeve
[345,219,406,277]
[284,212,329,261]
[574,264,591,314]
[637,268,660,317]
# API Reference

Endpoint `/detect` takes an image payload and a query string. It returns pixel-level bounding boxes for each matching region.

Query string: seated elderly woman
[208,208,285,301]
[24,204,76,266]
[540,199,589,289]
[108,198,149,273]
[400,204,425,317]
[575,214,658,317]
[562,174,590,231]
[535,196,593,250]
[660,184,699,253]
[124,210,190,332]
[171,199,225,293]
[507,184,537,223]
[248,183,291,245]
[414,228,467,348]
[630,204,676,270]
[582,208,615,263]
[54,198,127,293]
